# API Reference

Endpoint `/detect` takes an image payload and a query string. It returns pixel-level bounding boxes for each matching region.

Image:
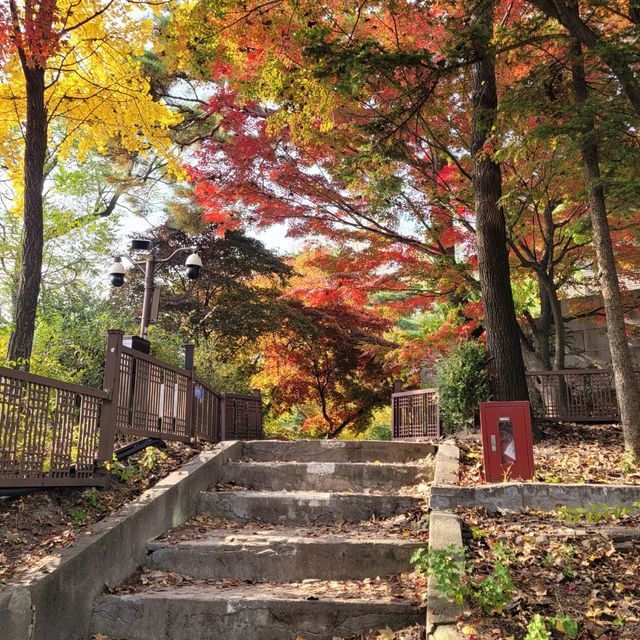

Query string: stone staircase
[91,440,434,640]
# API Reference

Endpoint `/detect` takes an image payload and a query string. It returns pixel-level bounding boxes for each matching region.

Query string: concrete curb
[422,443,465,639]
[0,440,242,640]
[425,510,465,639]
[430,482,640,512]
[433,441,460,486]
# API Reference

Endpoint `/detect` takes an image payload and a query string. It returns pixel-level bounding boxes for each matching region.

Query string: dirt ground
[458,422,639,485]
[455,507,640,639]
[0,440,214,588]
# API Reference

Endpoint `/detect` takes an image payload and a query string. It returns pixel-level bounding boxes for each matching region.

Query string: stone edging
[424,442,465,639]
[0,440,243,640]
[425,510,464,639]
[431,482,640,512]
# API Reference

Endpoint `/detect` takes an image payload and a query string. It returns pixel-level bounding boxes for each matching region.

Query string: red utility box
[480,401,535,482]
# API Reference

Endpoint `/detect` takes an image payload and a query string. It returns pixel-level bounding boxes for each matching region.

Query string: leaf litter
[457,507,640,639]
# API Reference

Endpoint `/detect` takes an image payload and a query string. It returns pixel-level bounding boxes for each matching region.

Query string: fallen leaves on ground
[458,507,640,639]
[0,440,215,589]
[458,422,637,485]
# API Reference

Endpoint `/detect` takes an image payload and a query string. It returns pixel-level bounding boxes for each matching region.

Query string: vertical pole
[98,330,124,483]
[139,256,154,338]
[252,389,263,439]
[220,393,227,442]
[184,344,196,440]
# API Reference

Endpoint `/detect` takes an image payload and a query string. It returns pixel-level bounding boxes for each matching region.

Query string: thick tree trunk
[571,41,640,455]
[469,0,530,403]
[7,65,47,367]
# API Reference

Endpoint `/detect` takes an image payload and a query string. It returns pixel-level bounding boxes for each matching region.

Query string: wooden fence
[0,329,263,489]
[525,368,624,422]
[391,388,440,439]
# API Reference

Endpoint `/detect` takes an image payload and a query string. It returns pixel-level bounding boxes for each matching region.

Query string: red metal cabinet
[480,401,535,482]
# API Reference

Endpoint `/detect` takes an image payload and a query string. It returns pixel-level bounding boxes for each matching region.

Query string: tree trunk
[7,65,47,367]
[570,40,640,455]
[469,0,530,404]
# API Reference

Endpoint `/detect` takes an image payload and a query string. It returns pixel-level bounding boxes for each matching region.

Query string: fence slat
[526,369,623,422]
[391,388,440,439]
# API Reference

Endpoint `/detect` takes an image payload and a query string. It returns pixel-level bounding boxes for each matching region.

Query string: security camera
[185,252,202,280]
[109,258,126,287]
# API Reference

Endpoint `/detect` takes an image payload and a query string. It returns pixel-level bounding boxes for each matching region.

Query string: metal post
[184,345,195,371]
[98,330,124,482]
[139,256,155,338]
[184,344,196,440]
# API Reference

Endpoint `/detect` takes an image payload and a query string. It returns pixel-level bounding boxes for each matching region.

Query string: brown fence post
[252,389,263,439]
[98,330,124,477]
[220,393,227,441]
[184,344,195,440]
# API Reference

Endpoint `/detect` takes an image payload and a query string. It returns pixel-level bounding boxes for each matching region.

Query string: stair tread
[150,514,428,547]
[230,460,432,467]
[105,572,422,606]
[148,531,425,550]
[203,489,424,498]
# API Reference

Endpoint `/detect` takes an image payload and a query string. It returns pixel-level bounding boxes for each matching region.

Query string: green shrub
[436,340,491,433]
[411,543,515,613]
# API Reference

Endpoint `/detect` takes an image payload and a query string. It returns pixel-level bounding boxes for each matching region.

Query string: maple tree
[0,0,181,365]
[253,251,394,438]
[161,0,640,448]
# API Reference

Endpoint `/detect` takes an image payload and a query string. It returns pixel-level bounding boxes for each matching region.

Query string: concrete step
[147,531,423,581]
[197,490,424,524]
[222,461,432,492]
[92,582,422,640]
[242,440,436,463]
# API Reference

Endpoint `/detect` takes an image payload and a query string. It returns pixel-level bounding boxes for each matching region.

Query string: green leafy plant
[411,545,467,604]
[84,489,101,509]
[68,507,88,525]
[411,543,515,613]
[525,614,580,639]
[525,615,552,640]
[435,341,490,433]
[556,501,639,525]
[622,451,640,474]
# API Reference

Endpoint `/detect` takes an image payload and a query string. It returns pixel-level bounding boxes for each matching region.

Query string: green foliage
[525,613,580,639]
[556,501,640,525]
[622,450,640,475]
[411,543,515,613]
[411,545,468,605]
[361,406,392,440]
[525,614,552,640]
[68,507,88,525]
[435,341,491,433]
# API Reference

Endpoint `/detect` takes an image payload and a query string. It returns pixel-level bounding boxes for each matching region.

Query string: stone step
[222,461,432,492]
[147,531,424,581]
[242,440,436,463]
[197,490,424,524]
[92,581,422,640]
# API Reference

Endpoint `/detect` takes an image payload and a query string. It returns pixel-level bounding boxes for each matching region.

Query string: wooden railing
[0,366,109,488]
[192,378,222,442]
[525,369,623,422]
[222,392,263,440]
[0,329,263,488]
[391,388,440,439]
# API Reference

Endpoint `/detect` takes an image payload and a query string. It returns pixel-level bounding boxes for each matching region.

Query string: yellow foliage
[0,0,184,200]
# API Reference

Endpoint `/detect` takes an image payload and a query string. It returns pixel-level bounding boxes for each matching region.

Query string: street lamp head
[109,257,126,287]
[130,238,154,253]
[185,252,202,280]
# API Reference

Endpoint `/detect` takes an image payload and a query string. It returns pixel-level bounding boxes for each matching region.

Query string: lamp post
[108,239,203,339]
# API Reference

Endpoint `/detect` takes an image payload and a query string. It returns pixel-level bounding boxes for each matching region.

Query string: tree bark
[469,0,530,404]
[570,40,640,455]
[7,64,47,366]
